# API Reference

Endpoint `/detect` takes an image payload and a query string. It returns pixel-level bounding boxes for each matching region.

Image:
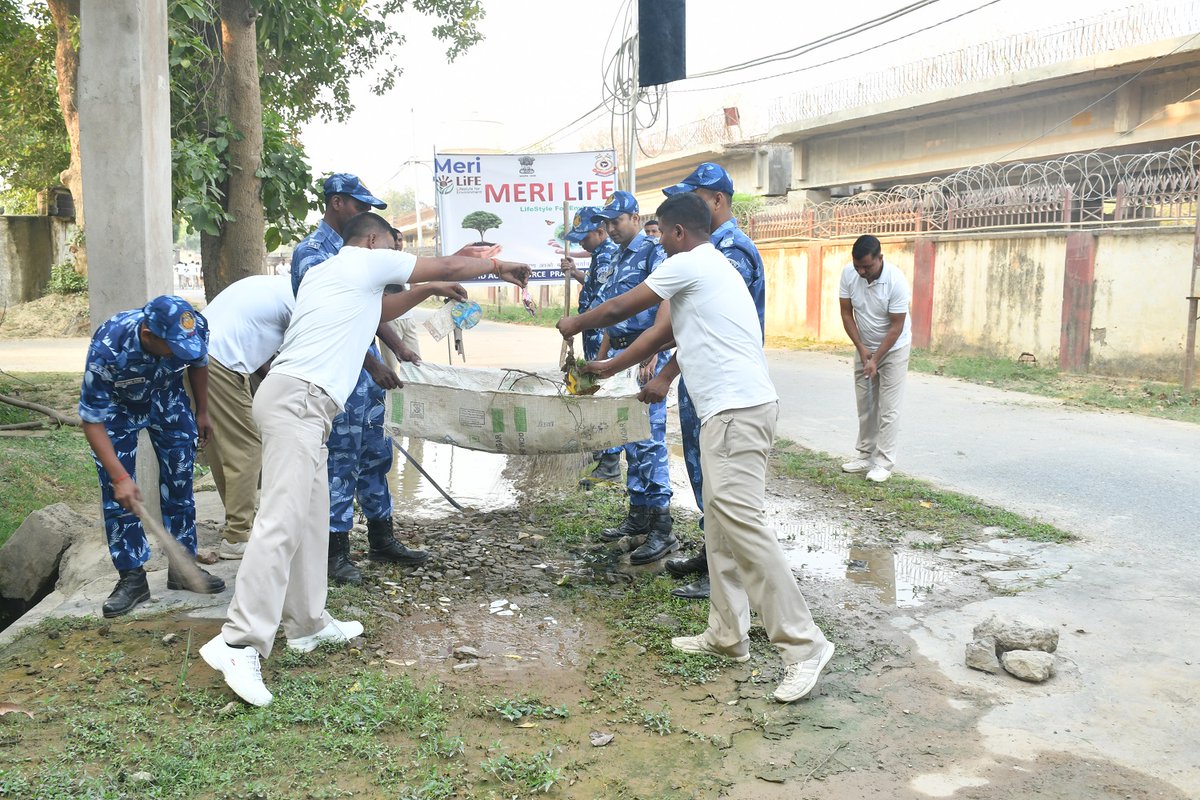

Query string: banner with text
[434,150,619,284]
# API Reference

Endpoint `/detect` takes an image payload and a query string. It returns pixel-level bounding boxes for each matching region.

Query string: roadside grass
[482,304,562,328]
[907,351,1200,424]
[0,372,94,548]
[773,440,1072,547]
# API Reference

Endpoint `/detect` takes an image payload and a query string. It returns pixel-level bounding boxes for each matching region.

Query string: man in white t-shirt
[200,212,530,707]
[838,235,912,483]
[201,275,296,559]
[557,193,834,704]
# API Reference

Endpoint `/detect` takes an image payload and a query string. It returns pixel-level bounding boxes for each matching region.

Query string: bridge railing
[768,0,1200,128]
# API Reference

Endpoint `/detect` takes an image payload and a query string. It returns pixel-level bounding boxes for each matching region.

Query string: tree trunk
[203,0,265,301]
[46,0,85,276]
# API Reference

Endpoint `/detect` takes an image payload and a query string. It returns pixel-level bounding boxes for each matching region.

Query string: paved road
[769,349,1197,553]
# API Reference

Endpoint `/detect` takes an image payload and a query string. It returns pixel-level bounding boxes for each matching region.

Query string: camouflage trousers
[327,344,393,533]
[677,379,705,525]
[93,394,198,571]
[608,346,673,509]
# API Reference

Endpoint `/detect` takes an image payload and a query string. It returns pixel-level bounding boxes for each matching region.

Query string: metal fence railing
[746,143,1200,242]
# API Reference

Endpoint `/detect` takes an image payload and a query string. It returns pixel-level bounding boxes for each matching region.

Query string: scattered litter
[508,603,521,612]
[452,661,479,673]
[516,722,539,728]
[217,702,238,717]
[589,731,615,747]
[161,633,177,645]
[453,646,482,660]
[496,609,515,617]
[438,596,452,603]
[543,616,558,625]
[531,563,549,570]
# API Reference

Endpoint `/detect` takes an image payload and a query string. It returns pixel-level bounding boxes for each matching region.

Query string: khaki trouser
[701,401,829,665]
[380,317,421,369]
[222,374,338,658]
[205,357,260,543]
[853,344,910,471]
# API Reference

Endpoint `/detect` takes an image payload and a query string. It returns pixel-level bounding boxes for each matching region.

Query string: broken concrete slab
[1001,649,1056,682]
[973,615,1059,653]
[0,504,87,603]
[965,636,1003,674]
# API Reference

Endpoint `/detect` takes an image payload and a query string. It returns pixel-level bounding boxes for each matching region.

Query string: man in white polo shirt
[838,234,912,483]
[557,193,834,704]
[200,212,530,706]
[201,275,295,559]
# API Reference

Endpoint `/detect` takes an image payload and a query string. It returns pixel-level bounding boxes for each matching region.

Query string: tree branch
[0,393,81,426]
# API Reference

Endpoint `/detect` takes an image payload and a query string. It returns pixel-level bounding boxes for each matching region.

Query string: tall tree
[10,0,486,297]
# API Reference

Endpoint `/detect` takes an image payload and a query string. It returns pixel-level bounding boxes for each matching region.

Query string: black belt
[609,331,642,350]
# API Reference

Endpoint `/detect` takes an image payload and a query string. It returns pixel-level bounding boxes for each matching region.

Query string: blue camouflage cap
[662,162,735,197]
[322,172,387,209]
[565,206,604,242]
[591,190,639,221]
[143,295,206,361]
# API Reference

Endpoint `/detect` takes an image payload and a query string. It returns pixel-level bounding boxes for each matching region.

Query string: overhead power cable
[676,0,1003,94]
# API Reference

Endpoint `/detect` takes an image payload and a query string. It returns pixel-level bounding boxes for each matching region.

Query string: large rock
[973,615,1058,654]
[0,503,79,602]
[1001,649,1056,682]
[965,636,1003,674]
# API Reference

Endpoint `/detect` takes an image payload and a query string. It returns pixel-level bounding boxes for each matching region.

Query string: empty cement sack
[384,362,650,455]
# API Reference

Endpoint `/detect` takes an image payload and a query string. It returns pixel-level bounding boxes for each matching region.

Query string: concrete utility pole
[78,0,173,330]
[1185,204,1200,391]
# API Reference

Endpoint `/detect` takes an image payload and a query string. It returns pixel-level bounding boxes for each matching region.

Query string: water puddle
[773,514,950,608]
[386,437,588,518]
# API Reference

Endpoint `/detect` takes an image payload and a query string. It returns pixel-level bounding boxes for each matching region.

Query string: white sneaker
[286,617,364,653]
[200,635,272,707]
[219,539,247,560]
[774,642,835,703]
[841,458,873,473]
[865,466,892,483]
[670,633,750,663]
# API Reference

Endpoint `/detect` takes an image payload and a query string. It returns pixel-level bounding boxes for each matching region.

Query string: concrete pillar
[78,0,173,331]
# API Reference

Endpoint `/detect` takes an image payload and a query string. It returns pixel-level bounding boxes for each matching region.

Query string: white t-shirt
[271,246,417,408]
[839,261,912,350]
[204,275,295,374]
[644,242,777,423]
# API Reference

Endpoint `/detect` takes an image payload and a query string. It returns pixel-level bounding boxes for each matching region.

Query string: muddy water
[385,437,590,517]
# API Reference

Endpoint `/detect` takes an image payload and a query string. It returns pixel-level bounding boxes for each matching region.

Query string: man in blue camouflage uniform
[582,164,766,598]
[292,173,429,585]
[79,296,226,618]
[590,191,677,565]
[558,206,623,484]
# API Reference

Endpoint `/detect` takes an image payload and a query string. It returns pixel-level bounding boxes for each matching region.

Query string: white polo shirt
[271,246,416,408]
[644,243,777,423]
[839,260,912,350]
[204,275,295,374]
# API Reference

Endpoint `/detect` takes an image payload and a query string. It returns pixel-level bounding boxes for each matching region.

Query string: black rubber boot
[366,518,431,566]
[665,547,707,578]
[671,574,711,600]
[167,563,226,593]
[102,568,150,618]
[600,505,650,542]
[580,451,622,487]
[327,531,362,585]
[629,508,680,565]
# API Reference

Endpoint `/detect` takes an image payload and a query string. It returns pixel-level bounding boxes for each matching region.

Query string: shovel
[130,499,209,592]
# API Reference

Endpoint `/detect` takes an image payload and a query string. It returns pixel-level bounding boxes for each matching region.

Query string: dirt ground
[0,443,1186,800]
[0,294,90,339]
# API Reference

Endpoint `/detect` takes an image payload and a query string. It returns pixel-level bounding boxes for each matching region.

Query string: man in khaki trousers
[838,234,911,484]
[559,193,835,704]
[201,275,296,559]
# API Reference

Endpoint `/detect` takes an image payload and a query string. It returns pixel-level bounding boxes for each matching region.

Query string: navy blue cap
[591,190,639,221]
[565,206,603,242]
[662,162,735,197]
[322,173,387,209]
[143,295,206,361]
